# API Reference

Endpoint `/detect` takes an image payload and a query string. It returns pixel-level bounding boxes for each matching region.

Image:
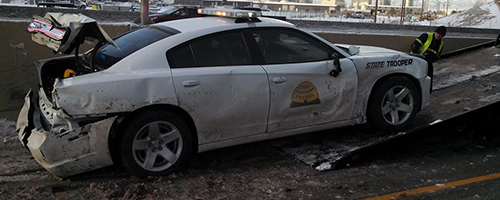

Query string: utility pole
[374,0,379,23]
[140,0,149,25]
[445,0,449,16]
[436,0,439,14]
[400,0,406,24]
[422,0,425,17]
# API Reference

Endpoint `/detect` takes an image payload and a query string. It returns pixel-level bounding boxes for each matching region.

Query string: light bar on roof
[198,8,262,18]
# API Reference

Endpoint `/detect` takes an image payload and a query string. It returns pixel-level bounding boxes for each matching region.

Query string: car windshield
[160,7,180,15]
[90,26,177,70]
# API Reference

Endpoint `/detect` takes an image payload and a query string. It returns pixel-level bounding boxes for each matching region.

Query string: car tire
[120,110,192,177]
[79,5,86,9]
[367,76,421,132]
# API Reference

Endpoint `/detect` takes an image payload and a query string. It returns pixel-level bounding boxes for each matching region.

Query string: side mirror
[348,45,360,55]
[329,53,342,77]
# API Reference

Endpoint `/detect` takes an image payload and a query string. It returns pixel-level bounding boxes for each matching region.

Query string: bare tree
[474,0,485,7]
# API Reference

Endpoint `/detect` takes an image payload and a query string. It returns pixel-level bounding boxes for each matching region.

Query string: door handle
[183,80,200,87]
[273,77,287,83]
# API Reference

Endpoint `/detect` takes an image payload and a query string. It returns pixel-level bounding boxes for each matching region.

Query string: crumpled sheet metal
[28,12,118,54]
[26,116,116,178]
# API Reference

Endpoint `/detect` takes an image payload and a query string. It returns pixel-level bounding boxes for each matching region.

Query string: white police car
[17,9,431,178]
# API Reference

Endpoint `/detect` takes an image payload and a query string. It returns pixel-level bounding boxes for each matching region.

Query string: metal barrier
[0,21,132,120]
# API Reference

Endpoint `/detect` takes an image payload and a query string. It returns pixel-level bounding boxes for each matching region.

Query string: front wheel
[120,110,192,177]
[367,76,421,132]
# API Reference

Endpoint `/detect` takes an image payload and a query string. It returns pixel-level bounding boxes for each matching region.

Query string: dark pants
[410,53,435,93]
[423,55,434,93]
[496,32,500,46]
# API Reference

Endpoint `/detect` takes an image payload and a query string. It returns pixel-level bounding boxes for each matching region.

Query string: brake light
[197,9,202,14]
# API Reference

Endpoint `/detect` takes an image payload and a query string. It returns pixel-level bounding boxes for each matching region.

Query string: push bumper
[16,90,116,178]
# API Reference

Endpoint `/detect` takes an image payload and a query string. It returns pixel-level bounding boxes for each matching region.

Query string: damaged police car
[17,9,431,178]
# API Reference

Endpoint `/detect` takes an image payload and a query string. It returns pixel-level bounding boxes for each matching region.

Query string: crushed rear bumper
[16,89,116,178]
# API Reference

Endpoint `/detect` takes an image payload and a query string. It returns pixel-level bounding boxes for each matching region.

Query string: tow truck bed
[270,45,500,170]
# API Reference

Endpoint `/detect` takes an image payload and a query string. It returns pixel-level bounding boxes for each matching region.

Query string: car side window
[167,31,253,68]
[249,29,330,64]
[189,8,197,15]
[171,44,195,68]
[179,9,188,16]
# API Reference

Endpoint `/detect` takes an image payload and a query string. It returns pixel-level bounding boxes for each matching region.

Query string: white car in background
[17,9,431,178]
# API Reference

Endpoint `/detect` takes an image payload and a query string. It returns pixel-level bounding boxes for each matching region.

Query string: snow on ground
[2,0,500,28]
[0,118,16,144]
[287,15,402,24]
[285,1,500,29]
[416,0,500,29]
[0,2,35,7]
[268,0,500,29]
[264,10,403,24]
[0,119,15,137]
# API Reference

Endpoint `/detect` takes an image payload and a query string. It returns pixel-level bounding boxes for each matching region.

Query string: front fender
[351,54,428,121]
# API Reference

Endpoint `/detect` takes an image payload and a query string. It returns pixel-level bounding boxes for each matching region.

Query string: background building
[405,0,413,6]
[202,0,342,14]
[366,4,423,16]
[351,0,369,9]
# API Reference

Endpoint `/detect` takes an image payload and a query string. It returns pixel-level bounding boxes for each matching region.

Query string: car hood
[336,44,403,57]
[27,12,118,54]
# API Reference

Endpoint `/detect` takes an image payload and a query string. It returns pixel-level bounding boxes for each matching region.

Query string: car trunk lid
[27,12,118,54]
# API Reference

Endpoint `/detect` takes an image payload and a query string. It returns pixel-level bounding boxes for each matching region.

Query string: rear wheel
[367,76,421,131]
[120,110,192,177]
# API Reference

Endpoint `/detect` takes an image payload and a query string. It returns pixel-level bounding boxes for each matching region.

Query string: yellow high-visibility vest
[413,33,444,56]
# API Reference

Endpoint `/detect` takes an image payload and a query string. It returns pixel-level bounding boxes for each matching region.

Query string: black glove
[423,52,438,62]
[410,43,420,54]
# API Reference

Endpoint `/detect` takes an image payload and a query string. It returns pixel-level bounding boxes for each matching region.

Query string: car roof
[152,16,295,33]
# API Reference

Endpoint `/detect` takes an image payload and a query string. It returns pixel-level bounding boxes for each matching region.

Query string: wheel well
[108,104,199,164]
[367,73,423,114]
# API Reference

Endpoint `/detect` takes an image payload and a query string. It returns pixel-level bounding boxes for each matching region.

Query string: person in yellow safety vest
[411,26,446,62]
[410,26,446,92]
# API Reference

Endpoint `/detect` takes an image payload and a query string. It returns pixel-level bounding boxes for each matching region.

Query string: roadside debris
[315,163,333,171]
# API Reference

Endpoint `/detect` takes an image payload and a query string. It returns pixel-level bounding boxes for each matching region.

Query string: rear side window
[92,26,177,69]
[168,31,252,68]
[172,44,195,67]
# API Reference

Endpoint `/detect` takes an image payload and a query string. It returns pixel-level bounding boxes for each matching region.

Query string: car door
[248,28,358,132]
[168,30,270,145]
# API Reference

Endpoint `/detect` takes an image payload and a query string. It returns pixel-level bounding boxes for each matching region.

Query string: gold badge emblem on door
[290,81,320,108]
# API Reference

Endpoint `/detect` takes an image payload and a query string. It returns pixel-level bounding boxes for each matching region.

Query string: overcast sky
[344,0,482,10]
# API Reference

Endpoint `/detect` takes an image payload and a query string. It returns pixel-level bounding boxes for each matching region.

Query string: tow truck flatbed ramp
[269,45,500,171]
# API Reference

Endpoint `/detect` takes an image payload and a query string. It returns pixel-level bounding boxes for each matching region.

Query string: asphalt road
[0,7,499,198]
[353,100,500,200]
[3,105,500,200]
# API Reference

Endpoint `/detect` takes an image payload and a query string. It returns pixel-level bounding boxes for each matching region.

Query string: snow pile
[0,119,16,137]
[433,0,500,28]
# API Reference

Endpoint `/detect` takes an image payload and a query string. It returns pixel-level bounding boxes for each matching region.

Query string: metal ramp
[269,43,500,171]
